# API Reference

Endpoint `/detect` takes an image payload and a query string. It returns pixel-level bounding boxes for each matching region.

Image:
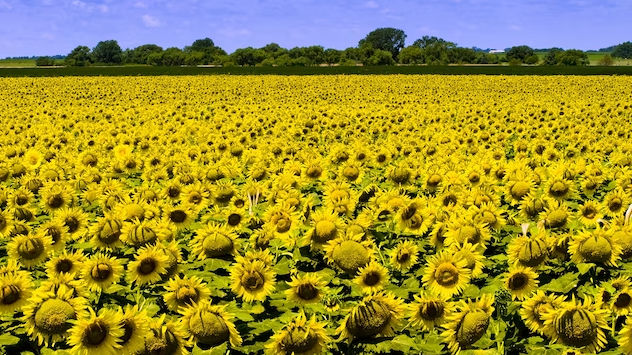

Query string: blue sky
[0,0,629,57]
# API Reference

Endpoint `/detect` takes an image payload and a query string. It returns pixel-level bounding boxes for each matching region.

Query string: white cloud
[133,1,147,9]
[142,14,161,27]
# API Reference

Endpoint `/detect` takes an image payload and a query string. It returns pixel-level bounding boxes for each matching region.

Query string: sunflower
[451,242,485,278]
[143,315,189,355]
[544,175,576,201]
[614,225,632,259]
[120,218,160,246]
[263,202,300,240]
[443,217,491,249]
[0,209,14,238]
[39,182,73,213]
[192,222,238,259]
[164,275,211,311]
[394,199,430,236]
[230,259,276,303]
[38,273,88,298]
[323,233,374,275]
[81,253,124,292]
[180,300,242,348]
[520,291,566,337]
[569,228,622,266]
[303,209,344,248]
[353,261,389,293]
[45,250,85,277]
[505,266,539,300]
[38,220,69,253]
[53,207,89,240]
[337,292,405,341]
[22,286,89,345]
[323,181,357,217]
[506,178,535,205]
[409,292,453,331]
[23,149,44,170]
[389,240,419,272]
[519,193,550,221]
[603,188,629,218]
[89,216,124,250]
[0,273,32,314]
[576,200,604,227]
[619,316,632,355]
[507,226,550,268]
[7,233,52,268]
[127,245,169,286]
[441,294,495,354]
[163,203,196,231]
[468,203,506,231]
[285,273,328,305]
[68,307,124,355]
[267,313,331,355]
[542,297,609,353]
[117,304,151,355]
[540,200,570,230]
[422,250,471,298]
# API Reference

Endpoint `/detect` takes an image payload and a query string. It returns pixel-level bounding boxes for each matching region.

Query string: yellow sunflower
[353,261,389,293]
[180,300,242,348]
[164,275,211,311]
[520,291,566,337]
[127,245,169,286]
[230,259,276,303]
[285,273,328,305]
[409,292,453,331]
[192,222,238,259]
[68,307,124,355]
[7,233,52,268]
[389,240,419,272]
[337,292,405,341]
[569,228,622,266]
[267,313,331,355]
[441,294,495,354]
[117,304,151,355]
[505,266,539,300]
[81,253,124,292]
[422,250,471,298]
[323,233,375,275]
[0,273,32,314]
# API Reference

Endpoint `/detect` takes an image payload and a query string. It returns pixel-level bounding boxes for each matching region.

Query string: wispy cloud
[141,14,161,28]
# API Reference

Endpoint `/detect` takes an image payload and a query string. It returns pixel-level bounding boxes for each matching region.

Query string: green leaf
[540,272,579,293]
[0,334,19,346]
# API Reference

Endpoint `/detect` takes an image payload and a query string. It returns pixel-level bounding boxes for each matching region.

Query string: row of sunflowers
[1,75,632,354]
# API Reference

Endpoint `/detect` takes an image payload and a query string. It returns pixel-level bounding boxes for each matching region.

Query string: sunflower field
[1,75,632,354]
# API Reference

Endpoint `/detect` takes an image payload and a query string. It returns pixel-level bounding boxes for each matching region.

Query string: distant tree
[543,48,564,65]
[261,43,287,57]
[612,42,632,59]
[323,48,342,65]
[35,56,56,66]
[161,47,186,66]
[341,47,363,63]
[358,27,406,59]
[188,38,215,52]
[506,45,535,63]
[475,52,500,64]
[65,45,91,66]
[557,49,589,66]
[92,40,123,64]
[185,51,206,66]
[365,49,395,65]
[423,41,454,64]
[398,46,424,64]
[524,54,539,65]
[231,47,266,66]
[599,54,614,66]
[448,47,477,64]
[127,44,163,64]
[413,36,454,49]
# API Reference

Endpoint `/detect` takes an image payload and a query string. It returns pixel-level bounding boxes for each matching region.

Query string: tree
[36,56,56,66]
[557,49,588,66]
[524,54,539,65]
[92,40,122,64]
[448,47,477,64]
[506,45,535,63]
[365,49,395,65]
[127,44,163,64]
[398,46,424,64]
[599,54,614,66]
[231,47,266,66]
[323,48,341,65]
[65,45,91,66]
[612,42,632,59]
[543,48,564,65]
[413,36,453,49]
[188,38,215,52]
[358,27,406,60]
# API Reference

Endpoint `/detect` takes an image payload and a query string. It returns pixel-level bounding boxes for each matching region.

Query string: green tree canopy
[413,36,454,49]
[358,27,406,59]
[506,45,535,63]
[612,42,632,59]
[92,40,123,64]
[65,45,91,66]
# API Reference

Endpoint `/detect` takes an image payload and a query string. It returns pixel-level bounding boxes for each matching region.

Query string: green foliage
[91,40,123,64]
[612,41,632,59]
[506,45,536,63]
[125,44,163,64]
[35,56,56,66]
[543,49,589,66]
[64,45,91,66]
[231,47,267,66]
[398,46,424,64]
[365,49,395,65]
[599,54,614,66]
[358,27,407,60]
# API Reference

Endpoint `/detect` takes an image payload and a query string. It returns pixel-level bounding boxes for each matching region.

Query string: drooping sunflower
[143,315,189,355]
[394,199,430,236]
[569,228,622,266]
[507,226,550,268]
[22,286,89,346]
[127,245,169,286]
[0,273,32,314]
[89,216,124,250]
[441,294,495,354]
[451,242,485,278]
[443,217,491,250]
[323,233,375,275]
[409,292,453,331]
[542,297,609,353]
[353,261,389,293]
[520,291,566,337]
[180,300,242,348]
[7,233,52,268]
[422,250,471,298]
[614,225,632,260]
[303,209,344,249]
[267,313,331,355]
[68,307,124,355]
[285,273,328,305]
[544,175,576,201]
[164,275,211,311]
[81,252,124,292]
[389,240,419,272]
[0,209,14,238]
[230,259,276,303]
[120,218,161,246]
[38,220,69,253]
[505,266,539,300]
[192,222,238,259]
[117,304,151,355]
[337,292,405,341]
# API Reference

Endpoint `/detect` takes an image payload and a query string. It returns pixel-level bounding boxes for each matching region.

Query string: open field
[1,75,632,354]
[2,64,632,76]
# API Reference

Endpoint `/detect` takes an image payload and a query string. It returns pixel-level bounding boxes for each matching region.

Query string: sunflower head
[338,292,405,341]
[268,314,331,355]
[324,233,374,275]
[180,300,242,348]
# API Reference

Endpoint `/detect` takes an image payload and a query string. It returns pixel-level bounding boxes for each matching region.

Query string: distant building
[489,49,505,54]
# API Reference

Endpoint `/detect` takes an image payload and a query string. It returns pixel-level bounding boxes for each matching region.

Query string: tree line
[35,28,632,67]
